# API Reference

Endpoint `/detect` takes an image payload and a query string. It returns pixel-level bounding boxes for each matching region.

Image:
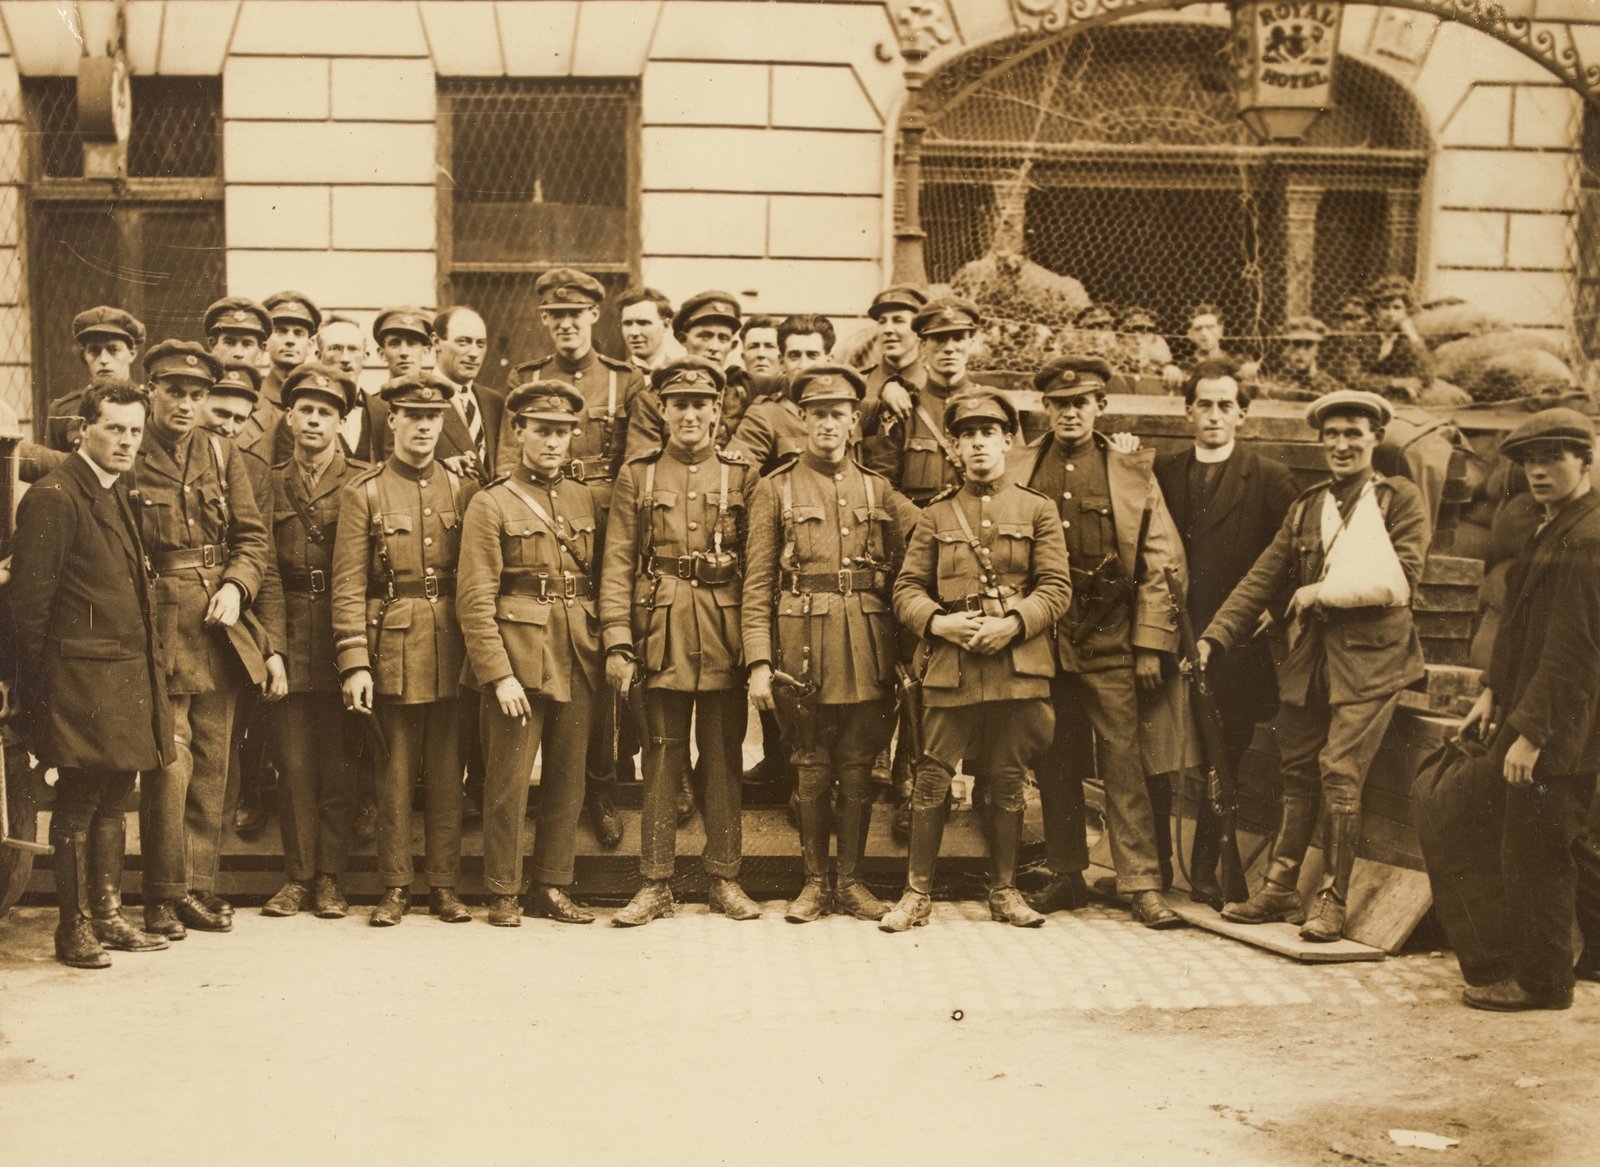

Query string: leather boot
[612,879,674,927]
[524,883,595,924]
[987,807,1045,927]
[54,832,110,969]
[786,796,833,923]
[1147,774,1174,891]
[708,877,762,920]
[586,788,624,851]
[1027,872,1089,914]
[486,894,522,927]
[428,888,473,923]
[880,803,944,932]
[1301,809,1361,942]
[835,798,889,920]
[88,817,167,953]
[1262,791,1320,893]
[676,768,696,826]
[143,900,187,941]
[889,747,913,843]
[369,886,409,927]
[1187,803,1225,911]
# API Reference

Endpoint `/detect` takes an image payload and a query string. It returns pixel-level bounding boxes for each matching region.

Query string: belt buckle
[423,575,440,601]
[201,544,217,569]
[838,569,854,595]
[309,568,326,594]
[562,574,579,599]
[567,458,584,479]
[676,557,694,580]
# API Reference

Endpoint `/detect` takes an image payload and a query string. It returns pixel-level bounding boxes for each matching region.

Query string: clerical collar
[514,461,562,488]
[1195,441,1234,464]
[76,448,119,489]
[801,451,848,476]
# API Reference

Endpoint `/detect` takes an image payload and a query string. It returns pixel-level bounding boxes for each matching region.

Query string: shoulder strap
[286,472,327,544]
[207,434,232,524]
[500,477,592,577]
[714,459,730,555]
[366,475,396,596]
[948,495,1000,591]
[913,403,963,476]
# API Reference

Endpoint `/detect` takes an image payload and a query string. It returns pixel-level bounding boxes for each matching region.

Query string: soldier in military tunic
[459,381,603,928]
[44,306,145,452]
[133,341,273,938]
[743,366,919,923]
[856,284,926,417]
[331,372,478,927]
[727,313,836,475]
[361,307,437,464]
[601,359,764,926]
[259,364,368,920]
[261,292,321,405]
[883,391,1073,931]
[204,296,275,459]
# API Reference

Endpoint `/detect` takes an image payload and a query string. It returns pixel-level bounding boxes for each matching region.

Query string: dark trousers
[790,699,895,804]
[640,688,745,881]
[585,683,637,790]
[375,698,462,888]
[141,689,237,900]
[51,769,136,839]
[915,699,1054,813]
[1035,668,1162,893]
[482,678,594,893]
[275,692,357,881]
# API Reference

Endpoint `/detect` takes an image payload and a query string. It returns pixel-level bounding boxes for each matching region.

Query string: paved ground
[2,899,1595,1167]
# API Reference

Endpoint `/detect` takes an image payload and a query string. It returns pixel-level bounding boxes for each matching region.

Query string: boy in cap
[1352,275,1432,399]
[601,358,764,926]
[135,340,273,938]
[1009,356,1188,929]
[883,390,1072,931]
[260,364,369,919]
[331,372,479,926]
[45,306,146,452]
[459,381,603,927]
[743,365,919,922]
[1200,389,1429,942]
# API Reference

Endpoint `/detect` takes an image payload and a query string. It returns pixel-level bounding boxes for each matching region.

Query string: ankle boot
[1147,773,1174,891]
[88,817,167,952]
[835,797,889,920]
[1187,803,1225,910]
[881,803,945,932]
[987,807,1045,927]
[53,832,109,969]
[1301,809,1361,942]
[786,797,834,922]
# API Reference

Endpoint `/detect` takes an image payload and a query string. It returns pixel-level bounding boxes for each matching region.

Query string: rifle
[1163,566,1248,904]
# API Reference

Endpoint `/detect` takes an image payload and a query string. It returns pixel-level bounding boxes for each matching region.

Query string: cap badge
[185,355,198,366]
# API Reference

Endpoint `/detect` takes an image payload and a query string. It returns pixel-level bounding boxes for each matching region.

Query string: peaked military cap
[210,363,262,402]
[1283,316,1329,343]
[204,296,271,341]
[507,380,585,423]
[1035,356,1113,399]
[790,364,866,407]
[1500,407,1595,459]
[72,306,145,348]
[867,284,929,321]
[673,291,742,336]
[944,389,1018,435]
[913,297,983,338]
[1305,388,1392,431]
[373,307,431,344]
[379,370,455,410]
[283,363,357,415]
[535,267,605,308]
[652,357,726,399]
[263,291,321,333]
[144,340,223,386]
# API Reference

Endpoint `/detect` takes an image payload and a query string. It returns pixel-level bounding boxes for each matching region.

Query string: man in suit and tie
[1153,361,1299,907]
[431,305,504,483]
[318,314,378,460]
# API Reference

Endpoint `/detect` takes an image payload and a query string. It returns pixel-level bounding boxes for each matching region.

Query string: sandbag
[1436,335,1574,401]
[1414,299,1503,347]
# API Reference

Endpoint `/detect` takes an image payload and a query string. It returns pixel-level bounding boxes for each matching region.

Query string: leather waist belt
[564,457,614,483]
[780,569,884,595]
[941,589,1018,614]
[645,554,740,584]
[149,544,229,573]
[499,574,595,600]
[282,569,331,595]
[373,574,456,600]
[1318,603,1407,624]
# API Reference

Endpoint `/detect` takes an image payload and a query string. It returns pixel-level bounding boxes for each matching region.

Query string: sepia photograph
[1,0,1597,1163]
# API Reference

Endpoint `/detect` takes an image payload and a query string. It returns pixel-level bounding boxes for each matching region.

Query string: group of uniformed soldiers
[17,265,1460,970]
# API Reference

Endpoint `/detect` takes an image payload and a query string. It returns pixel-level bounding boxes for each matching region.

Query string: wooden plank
[1416,611,1475,638]
[1295,851,1433,954]
[1416,584,1479,613]
[1423,555,1486,586]
[1421,638,1473,665]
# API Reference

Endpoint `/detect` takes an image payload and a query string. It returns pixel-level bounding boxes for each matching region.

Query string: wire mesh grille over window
[22,76,222,179]
[914,17,1429,377]
[440,77,639,375]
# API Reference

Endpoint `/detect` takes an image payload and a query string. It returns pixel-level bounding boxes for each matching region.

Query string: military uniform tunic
[509,349,638,512]
[861,376,985,504]
[728,397,810,478]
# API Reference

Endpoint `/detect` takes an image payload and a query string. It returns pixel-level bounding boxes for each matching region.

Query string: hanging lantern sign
[1231,1,1342,143]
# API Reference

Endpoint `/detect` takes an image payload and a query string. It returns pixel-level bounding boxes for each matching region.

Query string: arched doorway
[914,18,1430,369]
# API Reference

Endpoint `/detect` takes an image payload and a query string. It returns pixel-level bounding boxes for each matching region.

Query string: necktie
[460,390,485,461]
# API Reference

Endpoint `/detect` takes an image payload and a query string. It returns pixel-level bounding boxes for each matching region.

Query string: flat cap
[1500,407,1595,459]
[535,267,605,308]
[1305,388,1392,431]
[379,371,455,410]
[204,296,271,341]
[72,306,145,348]
[1035,356,1113,399]
[373,307,431,344]
[867,284,929,320]
[263,291,321,333]
[211,363,262,402]
[944,389,1017,435]
[1074,304,1115,330]
[1365,275,1416,308]
[144,339,222,386]
[283,363,357,415]
[913,297,983,338]
[673,291,742,336]
[1118,306,1158,332]
[790,364,866,408]
[1333,295,1369,320]
[652,357,726,399]
[507,380,585,423]
[1283,316,1328,343]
